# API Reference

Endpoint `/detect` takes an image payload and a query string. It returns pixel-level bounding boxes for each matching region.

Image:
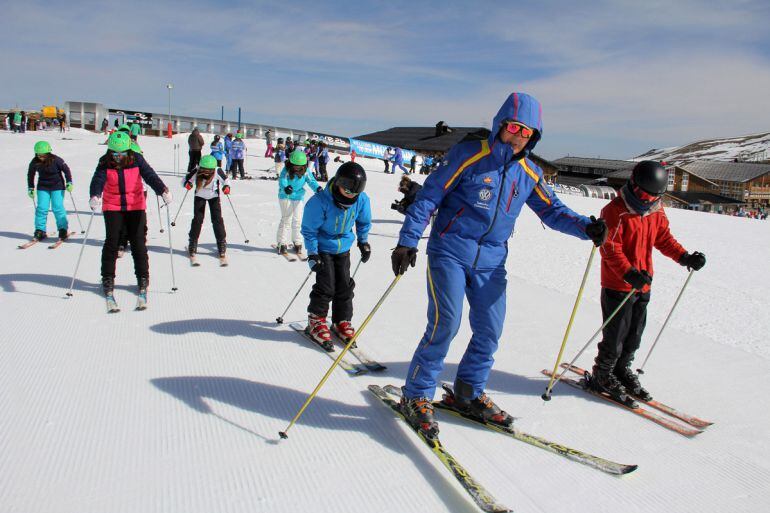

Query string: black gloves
[284,185,294,195]
[679,251,706,271]
[623,268,652,290]
[391,245,418,276]
[585,216,608,247]
[308,254,324,273]
[358,241,371,263]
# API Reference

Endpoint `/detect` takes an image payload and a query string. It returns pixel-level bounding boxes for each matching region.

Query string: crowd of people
[5,110,67,133]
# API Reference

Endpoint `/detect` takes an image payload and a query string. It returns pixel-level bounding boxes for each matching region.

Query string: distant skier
[89,131,171,302]
[130,120,141,141]
[210,135,225,167]
[391,147,409,174]
[27,141,73,242]
[188,127,205,173]
[229,133,246,179]
[273,138,286,177]
[183,154,230,265]
[301,162,371,350]
[224,133,234,172]
[264,129,274,158]
[390,92,608,437]
[587,160,706,403]
[276,150,322,257]
[317,142,330,181]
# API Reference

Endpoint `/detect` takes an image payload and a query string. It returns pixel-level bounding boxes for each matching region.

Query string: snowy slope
[634,131,770,163]
[2,129,770,513]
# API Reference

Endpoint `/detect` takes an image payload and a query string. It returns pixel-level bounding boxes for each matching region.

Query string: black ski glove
[679,251,706,271]
[308,254,324,273]
[284,185,294,195]
[585,216,608,247]
[358,241,371,263]
[623,268,652,290]
[391,245,418,276]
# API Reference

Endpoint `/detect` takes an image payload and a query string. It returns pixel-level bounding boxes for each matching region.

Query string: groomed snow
[2,129,769,513]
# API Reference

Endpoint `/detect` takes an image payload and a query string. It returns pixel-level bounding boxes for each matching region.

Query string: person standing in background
[265,129,274,158]
[187,127,205,173]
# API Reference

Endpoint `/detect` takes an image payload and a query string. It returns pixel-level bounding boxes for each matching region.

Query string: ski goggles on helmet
[111,151,128,159]
[503,121,534,138]
[340,186,360,196]
[288,163,307,174]
[632,184,660,201]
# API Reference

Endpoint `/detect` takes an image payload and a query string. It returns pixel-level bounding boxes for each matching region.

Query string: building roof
[680,160,770,183]
[353,126,490,153]
[604,168,634,180]
[665,191,744,205]
[553,156,635,171]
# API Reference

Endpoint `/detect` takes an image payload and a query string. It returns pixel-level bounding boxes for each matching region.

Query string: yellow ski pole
[279,274,402,439]
[542,245,596,401]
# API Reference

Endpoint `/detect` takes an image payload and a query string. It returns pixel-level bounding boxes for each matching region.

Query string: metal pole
[166,202,177,291]
[279,275,402,439]
[351,259,363,280]
[156,194,164,233]
[637,270,695,374]
[237,107,241,134]
[276,270,314,324]
[171,189,190,226]
[65,212,96,297]
[544,289,637,399]
[68,190,85,233]
[225,194,249,243]
[542,245,596,400]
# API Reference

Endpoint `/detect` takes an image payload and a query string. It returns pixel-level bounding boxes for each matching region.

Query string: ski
[382,385,636,476]
[560,364,714,429]
[48,232,76,249]
[18,239,41,249]
[541,369,702,437]
[105,294,120,313]
[368,385,512,513]
[288,322,366,376]
[330,332,387,372]
[135,291,147,311]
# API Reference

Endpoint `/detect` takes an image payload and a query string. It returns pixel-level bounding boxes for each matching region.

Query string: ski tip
[622,464,639,475]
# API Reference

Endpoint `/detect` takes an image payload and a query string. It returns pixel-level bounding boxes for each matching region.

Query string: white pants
[277,198,303,246]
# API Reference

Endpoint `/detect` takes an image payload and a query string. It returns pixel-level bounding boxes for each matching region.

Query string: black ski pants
[594,288,651,373]
[189,196,226,246]
[318,161,328,181]
[230,159,244,179]
[102,210,149,280]
[188,150,202,173]
[308,251,355,323]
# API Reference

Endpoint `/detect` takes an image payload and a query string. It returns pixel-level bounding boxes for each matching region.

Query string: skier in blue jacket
[210,135,225,167]
[390,92,608,437]
[301,162,372,350]
[277,150,322,256]
[392,147,409,174]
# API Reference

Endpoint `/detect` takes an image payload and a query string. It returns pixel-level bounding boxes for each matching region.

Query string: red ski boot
[332,320,357,348]
[307,314,334,352]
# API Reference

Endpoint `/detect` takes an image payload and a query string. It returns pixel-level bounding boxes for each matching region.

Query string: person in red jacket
[589,161,706,404]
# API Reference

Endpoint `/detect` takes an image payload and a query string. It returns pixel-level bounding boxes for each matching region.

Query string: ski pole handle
[279,274,402,439]
[543,245,596,400]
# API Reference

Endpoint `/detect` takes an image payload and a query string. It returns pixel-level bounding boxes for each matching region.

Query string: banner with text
[348,138,415,162]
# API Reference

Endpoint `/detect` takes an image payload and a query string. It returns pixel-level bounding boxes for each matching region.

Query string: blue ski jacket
[398,92,591,269]
[210,140,225,160]
[229,139,246,159]
[301,182,371,256]
[278,166,320,201]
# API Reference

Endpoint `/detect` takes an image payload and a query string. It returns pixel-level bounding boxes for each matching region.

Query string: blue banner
[348,138,415,162]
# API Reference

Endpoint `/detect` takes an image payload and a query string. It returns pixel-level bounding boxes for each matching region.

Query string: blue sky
[4,0,770,159]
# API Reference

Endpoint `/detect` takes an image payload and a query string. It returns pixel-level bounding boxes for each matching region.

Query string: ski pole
[542,245,596,401]
[225,194,250,243]
[68,191,85,233]
[155,194,164,233]
[171,189,189,227]
[637,270,694,375]
[65,211,96,297]
[279,274,402,439]
[276,269,314,324]
[544,289,636,399]
[165,200,178,291]
[351,259,363,280]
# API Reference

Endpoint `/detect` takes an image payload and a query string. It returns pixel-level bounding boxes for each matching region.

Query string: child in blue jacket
[277,150,321,256]
[210,135,225,167]
[301,162,371,350]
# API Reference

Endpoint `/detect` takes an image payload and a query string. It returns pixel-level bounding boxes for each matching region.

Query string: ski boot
[400,392,439,439]
[332,320,357,348]
[217,240,228,266]
[307,314,334,351]
[443,379,513,427]
[277,244,289,256]
[587,366,638,408]
[615,366,653,401]
[58,228,69,240]
[33,229,46,241]
[293,243,303,255]
[137,276,149,293]
[102,276,115,296]
[187,240,197,257]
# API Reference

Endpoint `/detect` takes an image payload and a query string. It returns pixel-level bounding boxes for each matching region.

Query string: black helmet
[631,161,668,195]
[335,162,367,194]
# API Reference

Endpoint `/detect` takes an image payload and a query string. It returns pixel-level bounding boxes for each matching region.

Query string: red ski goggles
[633,184,660,201]
[504,121,534,139]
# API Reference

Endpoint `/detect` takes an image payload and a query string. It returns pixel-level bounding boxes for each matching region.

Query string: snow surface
[2,129,770,513]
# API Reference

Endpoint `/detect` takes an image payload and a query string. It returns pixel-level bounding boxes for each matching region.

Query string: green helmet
[118,124,130,132]
[235,133,243,139]
[130,141,143,154]
[34,141,52,154]
[200,155,218,169]
[107,131,131,152]
[289,150,308,166]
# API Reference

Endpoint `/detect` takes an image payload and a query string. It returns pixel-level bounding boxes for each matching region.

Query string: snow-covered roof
[680,160,770,183]
[553,156,635,171]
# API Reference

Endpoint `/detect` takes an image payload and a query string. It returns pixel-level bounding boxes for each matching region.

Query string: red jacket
[89,153,166,211]
[600,192,686,293]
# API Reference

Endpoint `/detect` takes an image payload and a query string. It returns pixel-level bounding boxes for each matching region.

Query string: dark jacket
[28,154,73,191]
[188,130,205,151]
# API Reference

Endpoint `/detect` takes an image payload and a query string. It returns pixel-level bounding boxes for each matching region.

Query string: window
[667,169,675,190]
[681,172,689,192]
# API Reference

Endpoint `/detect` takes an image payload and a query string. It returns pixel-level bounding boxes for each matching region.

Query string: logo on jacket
[479,188,492,201]
[483,176,492,184]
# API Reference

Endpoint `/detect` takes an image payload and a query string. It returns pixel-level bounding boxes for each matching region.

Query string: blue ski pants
[35,189,68,232]
[404,254,507,400]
